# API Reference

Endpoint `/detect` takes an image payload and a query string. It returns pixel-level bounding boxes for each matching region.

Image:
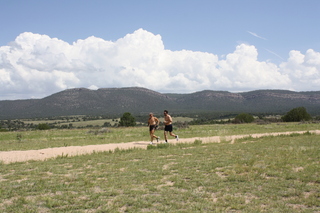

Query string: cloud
[279,49,320,91]
[0,29,319,100]
[217,44,290,90]
[247,31,267,40]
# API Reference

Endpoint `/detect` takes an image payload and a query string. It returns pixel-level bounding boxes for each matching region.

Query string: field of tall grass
[0,123,319,212]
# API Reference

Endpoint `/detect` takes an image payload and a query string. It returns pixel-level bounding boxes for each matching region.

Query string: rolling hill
[0,87,320,119]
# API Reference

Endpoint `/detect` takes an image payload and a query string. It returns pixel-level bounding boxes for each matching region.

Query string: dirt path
[1,130,319,164]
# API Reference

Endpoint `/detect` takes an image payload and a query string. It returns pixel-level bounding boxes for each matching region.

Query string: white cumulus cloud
[0,28,319,100]
[280,49,320,91]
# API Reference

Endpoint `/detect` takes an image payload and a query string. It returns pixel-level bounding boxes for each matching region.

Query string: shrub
[175,121,189,129]
[36,123,51,130]
[119,112,136,127]
[234,113,254,123]
[282,107,311,122]
[103,122,111,127]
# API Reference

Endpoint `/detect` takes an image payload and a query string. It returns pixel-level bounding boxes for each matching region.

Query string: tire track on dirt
[1,130,319,164]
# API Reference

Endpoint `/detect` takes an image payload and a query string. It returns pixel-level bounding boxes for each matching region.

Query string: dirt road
[1,130,319,164]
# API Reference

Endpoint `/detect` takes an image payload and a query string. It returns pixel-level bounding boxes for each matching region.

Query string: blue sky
[0,0,320,100]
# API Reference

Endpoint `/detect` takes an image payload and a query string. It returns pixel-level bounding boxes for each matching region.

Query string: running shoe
[176,135,179,141]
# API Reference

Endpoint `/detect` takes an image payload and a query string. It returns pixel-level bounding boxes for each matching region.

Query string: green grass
[22,118,121,128]
[21,116,193,128]
[0,127,148,151]
[0,133,319,212]
[1,122,320,151]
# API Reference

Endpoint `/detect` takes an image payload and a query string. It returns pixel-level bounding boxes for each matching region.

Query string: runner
[163,110,179,143]
[148,113,160,145]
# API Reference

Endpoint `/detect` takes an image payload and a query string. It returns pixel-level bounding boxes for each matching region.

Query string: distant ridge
[0,87,320,119]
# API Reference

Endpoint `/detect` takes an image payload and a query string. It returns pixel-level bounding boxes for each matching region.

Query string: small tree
[282,107,311,122]
[119,112,136,127]
[234,113,254,123]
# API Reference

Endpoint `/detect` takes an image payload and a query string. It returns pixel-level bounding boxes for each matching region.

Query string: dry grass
[0,130,319,212]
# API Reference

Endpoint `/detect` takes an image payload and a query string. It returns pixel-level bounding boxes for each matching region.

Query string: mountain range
[1,87,320,119]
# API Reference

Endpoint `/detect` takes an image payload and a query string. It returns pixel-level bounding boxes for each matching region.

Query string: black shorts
[149,125,156,131]
[164,124,173,132]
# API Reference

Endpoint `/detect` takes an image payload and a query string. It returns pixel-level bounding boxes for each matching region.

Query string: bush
[103,122,111,127]
[233,113,254,123]
[282,107,311,122]
[175,121,189,129]
[36,123,51,130]
[119,112,136,127]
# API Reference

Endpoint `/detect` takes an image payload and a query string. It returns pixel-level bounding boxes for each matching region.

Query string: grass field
[0,122,320,151]
[21,116,194,128]
[0,123,319,212]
